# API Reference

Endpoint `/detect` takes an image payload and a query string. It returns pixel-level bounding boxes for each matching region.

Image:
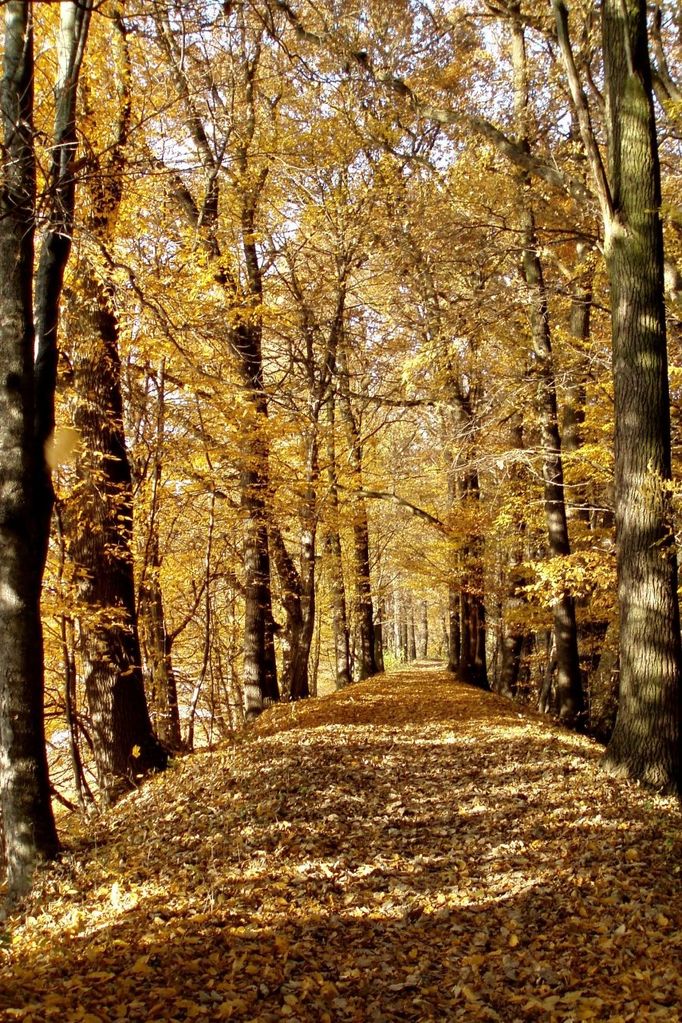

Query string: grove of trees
[0,0,680,897]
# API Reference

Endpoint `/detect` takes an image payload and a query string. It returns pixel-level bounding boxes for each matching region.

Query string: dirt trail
[1,666,680,1022]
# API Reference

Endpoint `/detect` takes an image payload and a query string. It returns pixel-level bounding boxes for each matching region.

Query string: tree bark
[67,268,168,800]
[154,11,279,717]
[523,218,583,725]
[447,408,488,690]
[457,483,488,689]
[374,597,386,672]
[510,7,583,726]
[446,583,461,673]
[407,600,417,662]
[59,10,166,799]
[600,0,682,791]
[325,395,352,689]
[393,589,403,662]
[562,251,593,462]
[0,2,59,897]
[55,504,92,810]
[337,348,377,679]
[589,616,620,742]
[136,362,183,751]
[549,0,681,785]
[418,600,428,659]
[236,167,279,714]
[139,540,183,752]
[241,454,279,717]
[185,494,216,751]
[495,415,527,700]
[270,524,312,701]
[33,0,93,574]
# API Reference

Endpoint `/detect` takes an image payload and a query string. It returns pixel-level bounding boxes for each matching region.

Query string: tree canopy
[0,0,681,897]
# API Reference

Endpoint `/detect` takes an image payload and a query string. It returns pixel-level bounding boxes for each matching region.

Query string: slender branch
[273,0,592,207]
[651,0,682,105]
[338,485,450,536]
[551,0,614,228]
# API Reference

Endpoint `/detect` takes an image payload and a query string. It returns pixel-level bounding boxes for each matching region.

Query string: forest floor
[1,664,681,1023]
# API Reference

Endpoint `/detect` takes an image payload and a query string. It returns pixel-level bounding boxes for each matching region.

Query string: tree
[148,2,281,717]
[337,345,378,680]
[507,4,583,726]
[134,361,184,751]
[275,0,680,783]
[0,0,60,900]
[59,6,168,799]
[553,0,681,789]
[268,227,349,699]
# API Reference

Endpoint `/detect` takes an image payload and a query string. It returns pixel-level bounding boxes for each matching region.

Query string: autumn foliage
[2,668,681,1021]
[1,0,682,910]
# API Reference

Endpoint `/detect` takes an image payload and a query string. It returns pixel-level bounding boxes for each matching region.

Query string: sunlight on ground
[1,666,680,1022]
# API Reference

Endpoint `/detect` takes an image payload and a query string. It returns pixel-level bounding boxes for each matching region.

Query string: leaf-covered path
[2,667,681,1022]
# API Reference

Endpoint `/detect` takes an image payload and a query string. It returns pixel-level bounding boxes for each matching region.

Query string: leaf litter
[1,666,680,1022]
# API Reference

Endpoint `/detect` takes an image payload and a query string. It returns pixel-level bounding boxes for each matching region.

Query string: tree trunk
[419,600,429,659]
[454,465,489,689]
[139,551,183,751]
[459,576,488,688]
[55,504,92,810]
[445,394,487,689]
[294,427,321,699]
[497,632,523,699]
[392,589,401,661]
[270,523,315,701]
[326,523,351,689]
[0,3,59,896]
[337,348,377,679]
[136,361,183,751]
[310,586,322,698]
[407,600,417,662]
[350,504,376,677]
[67,267,167,801]
[510,8,583,727]
[374,597,386,672]
[153,13,279,717]
[60,8,166,799]
[440,612,449,660]
[400,619,409,663]
[495,415,528,700]
[315,300,352,691]
[601,0,681,791]
[241,458,279,716]
[236,196,279,715]
[446,583,461,673]
[186,495,216,751]
[562,252,592,462]
[589,617,620,742]
[539,633,559,715]
[33,0,93,574]
[562,244,597,531]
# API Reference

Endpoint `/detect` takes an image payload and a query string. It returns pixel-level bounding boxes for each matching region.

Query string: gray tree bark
[553,0,682,789]
[600,0,681,790]
[511,6,583,726]
[0,2,60,899]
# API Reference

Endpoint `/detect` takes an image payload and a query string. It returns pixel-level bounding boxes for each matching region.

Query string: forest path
[2,665,681,1022]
